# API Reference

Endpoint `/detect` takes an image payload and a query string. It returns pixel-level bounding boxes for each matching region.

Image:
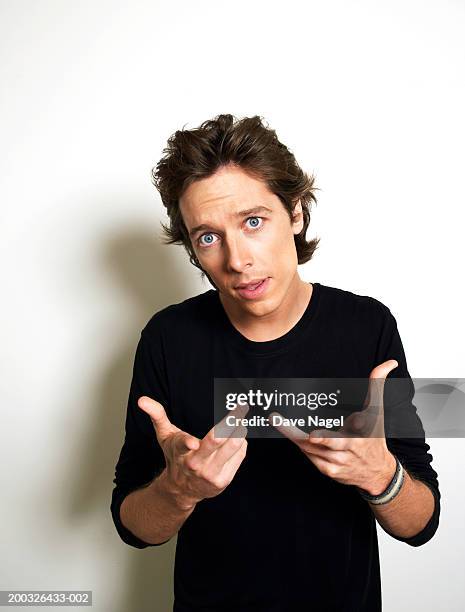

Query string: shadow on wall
[67,223,207,612]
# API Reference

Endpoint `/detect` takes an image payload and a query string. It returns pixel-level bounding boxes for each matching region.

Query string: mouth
[234,277,270,299]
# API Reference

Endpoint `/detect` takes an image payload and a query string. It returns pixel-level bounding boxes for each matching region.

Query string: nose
[224,233,253,273]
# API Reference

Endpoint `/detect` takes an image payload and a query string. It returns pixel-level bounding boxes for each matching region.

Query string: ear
[291,200,304,235]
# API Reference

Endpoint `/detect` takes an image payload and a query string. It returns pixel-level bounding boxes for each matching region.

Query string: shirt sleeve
[110,324,170,548]
[372,301,441,547]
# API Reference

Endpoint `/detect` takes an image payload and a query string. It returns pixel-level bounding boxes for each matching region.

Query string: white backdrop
[1,1,464,610]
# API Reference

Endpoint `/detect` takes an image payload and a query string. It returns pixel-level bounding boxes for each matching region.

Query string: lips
[234,277,270,300]
[235,278,267,290]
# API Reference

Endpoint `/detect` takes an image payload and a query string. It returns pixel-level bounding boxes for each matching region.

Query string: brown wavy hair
[151,113,320,285]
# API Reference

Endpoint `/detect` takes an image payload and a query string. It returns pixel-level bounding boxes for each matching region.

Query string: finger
[365,360,399,410]
[171,430,201,456]
[308,429,349,449]
[209,425,248,470]
[301,445,349,465]
[363,360,398,437]
[213,402,250,438]
[268,411,308,444]
[219,436,248,477]
[197,403,250,460]
[137,396,176,443]
[368,359,399,382]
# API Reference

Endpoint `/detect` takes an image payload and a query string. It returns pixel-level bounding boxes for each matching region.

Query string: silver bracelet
[358,455,405,505]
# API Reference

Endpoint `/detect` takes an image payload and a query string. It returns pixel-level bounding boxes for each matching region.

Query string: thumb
[369,359,399,381]
[138,396,175,442]
[365,359,399,406]
[362,359,398,437]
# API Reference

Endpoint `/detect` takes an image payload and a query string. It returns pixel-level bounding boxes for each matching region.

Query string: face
[179,164,304,317]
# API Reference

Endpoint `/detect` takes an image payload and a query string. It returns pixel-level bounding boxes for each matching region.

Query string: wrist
[362,451,397,496]
[152,469,199,512]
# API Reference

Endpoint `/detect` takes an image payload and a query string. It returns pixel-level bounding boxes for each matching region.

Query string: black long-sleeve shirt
[111,282,441,611]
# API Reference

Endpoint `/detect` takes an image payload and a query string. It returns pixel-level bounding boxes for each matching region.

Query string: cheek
[262,220,294,247]
[249,224,295,259]
[269,223,298,257]
[197,251,221,270]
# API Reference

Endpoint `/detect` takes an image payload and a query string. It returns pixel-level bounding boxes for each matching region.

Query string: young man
[111,114,440,611]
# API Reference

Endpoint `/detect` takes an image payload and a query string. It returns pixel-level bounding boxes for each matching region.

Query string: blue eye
[199,233,217,246]
[246,216,263,229]
[197,217,264,248]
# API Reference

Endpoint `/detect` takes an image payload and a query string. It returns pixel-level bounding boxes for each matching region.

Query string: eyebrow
[188,205,273,238]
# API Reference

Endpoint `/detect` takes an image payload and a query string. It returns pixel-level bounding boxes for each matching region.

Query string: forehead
[179,165,278,224]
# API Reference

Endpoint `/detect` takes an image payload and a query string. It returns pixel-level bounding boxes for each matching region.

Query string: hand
[138,397,249,509]
[270,360,399,495]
